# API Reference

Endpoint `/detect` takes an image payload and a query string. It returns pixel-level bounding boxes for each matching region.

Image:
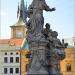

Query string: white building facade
[0,43,20,75]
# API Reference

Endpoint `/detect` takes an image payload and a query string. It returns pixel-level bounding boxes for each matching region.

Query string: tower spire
[17,0,27,23]
[17,3,19,18]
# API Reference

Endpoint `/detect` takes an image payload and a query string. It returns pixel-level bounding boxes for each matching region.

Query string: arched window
[66,64,71,72]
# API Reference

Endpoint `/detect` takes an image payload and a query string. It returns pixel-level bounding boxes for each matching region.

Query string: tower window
[16,32,22,38]
[4,57,8,63]
[10,57,13,63]
[66,64,71,72]
[10,68,13,74]
[4,68,8,74]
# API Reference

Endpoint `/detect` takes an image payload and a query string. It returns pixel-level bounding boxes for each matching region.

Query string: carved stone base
[26,33,63,75]
[27,39,49,75]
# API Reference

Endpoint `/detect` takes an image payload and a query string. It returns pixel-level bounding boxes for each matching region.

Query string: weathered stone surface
[26,0,55,41]
[27,40,49,74]
[26,0,65,75]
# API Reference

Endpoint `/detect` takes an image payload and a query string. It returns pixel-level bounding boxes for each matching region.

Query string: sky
[0,0,74,39]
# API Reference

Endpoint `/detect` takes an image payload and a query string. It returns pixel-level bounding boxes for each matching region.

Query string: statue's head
[45,23,50,29]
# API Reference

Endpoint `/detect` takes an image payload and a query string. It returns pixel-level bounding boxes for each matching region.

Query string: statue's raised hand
[52,7,56,11]
[50,7,56,12]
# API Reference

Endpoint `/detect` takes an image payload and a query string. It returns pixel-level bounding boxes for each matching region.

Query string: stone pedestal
[27,39,49,75]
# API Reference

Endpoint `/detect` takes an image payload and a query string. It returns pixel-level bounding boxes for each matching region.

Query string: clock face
[16,32,22,38]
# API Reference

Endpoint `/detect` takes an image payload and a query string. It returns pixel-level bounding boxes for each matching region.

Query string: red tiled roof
[0,39,24,47]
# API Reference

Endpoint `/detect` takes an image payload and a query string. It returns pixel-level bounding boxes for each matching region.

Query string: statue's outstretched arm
[43,0,56,11]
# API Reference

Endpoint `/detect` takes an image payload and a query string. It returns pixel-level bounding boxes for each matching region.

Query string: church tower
[10,0,27,39]
[17,0,27,23]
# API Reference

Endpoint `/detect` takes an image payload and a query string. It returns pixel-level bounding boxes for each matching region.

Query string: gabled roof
[0,39,24,47]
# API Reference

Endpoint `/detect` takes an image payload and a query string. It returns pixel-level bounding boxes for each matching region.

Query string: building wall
[60,48,75,75]
[21,47,75,75]
[20,49,29,75]
[0,44,20,75]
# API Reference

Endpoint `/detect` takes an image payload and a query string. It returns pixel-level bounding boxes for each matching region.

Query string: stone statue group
[26,0,65,75]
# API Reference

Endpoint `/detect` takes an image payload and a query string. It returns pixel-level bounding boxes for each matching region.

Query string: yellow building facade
[20,49,30,75]
[20,48,75,75]
[21,48,75,75]
[60,47,75,75]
